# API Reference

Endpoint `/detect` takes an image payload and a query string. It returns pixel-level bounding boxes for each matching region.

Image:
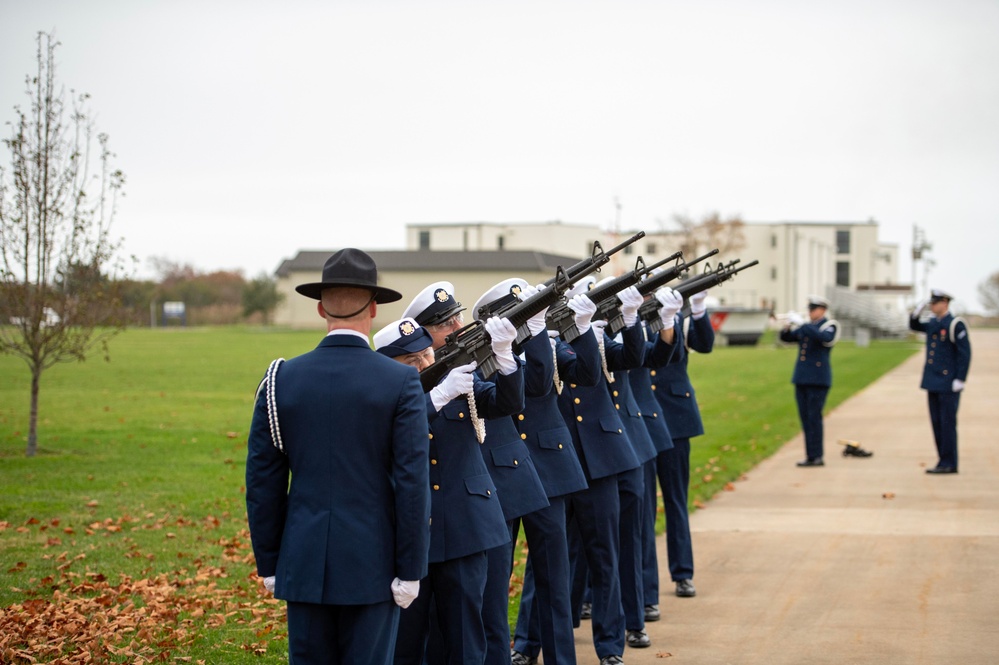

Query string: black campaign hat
[295,248,402,303]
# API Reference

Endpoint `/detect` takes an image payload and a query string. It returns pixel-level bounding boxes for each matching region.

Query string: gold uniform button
[650,370,657,377]
[570,383,577,389]
[653,412,658,418]
[617,428,622,434]
[651,385,657,391]
[928,359,934,364]
[558,443,563,449]
[431,459,437,465]
[433,484,440,491]
[514,460,519,466]
[518,414,525,421]
[943,369,949,375]
[487,489,492,496]
[577,415,583,422]
[637,411,642,417]
[520,433,527,440]
[685,392,690,397]
[613,390,619,397]
[615,404,620,409]
[429,433,434,439]
[574,398,581,404]
[816,362,822,367]
[458,412,465,419]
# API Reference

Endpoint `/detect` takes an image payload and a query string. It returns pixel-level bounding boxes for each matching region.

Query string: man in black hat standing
[780,295,839,467]
[245,248,431,665]
[909,289,972,474]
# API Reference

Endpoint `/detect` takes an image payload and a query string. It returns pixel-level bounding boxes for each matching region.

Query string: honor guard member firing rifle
[909,288,972,474]
[780,295,840,467]
[556,276,647,665]
[246,249,431,665]
[372,315,511,665]
[630,287,683,629]
[401,281,535,665]
[652,287,714,600]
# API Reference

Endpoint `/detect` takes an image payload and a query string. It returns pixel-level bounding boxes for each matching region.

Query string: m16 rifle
[636,249,720,328]
[419,266,574,392]
[476,231,647,347]
[674,259,760,320]
[589,253,683,336]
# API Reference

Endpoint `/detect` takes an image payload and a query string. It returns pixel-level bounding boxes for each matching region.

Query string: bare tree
[979,270,999,317]
[665,211,747,259]
[0,32,130,457]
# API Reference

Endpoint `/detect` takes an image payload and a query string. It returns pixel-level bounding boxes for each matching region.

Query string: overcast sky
[2,0,998,312]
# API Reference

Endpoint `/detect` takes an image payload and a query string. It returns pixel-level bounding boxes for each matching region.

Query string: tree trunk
[26,368,40,457]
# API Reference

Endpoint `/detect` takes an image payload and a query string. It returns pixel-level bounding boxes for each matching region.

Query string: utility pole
[911,224,932,303]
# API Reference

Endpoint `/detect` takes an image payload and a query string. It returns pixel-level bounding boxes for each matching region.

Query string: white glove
[786,311,805,328]
[952,379,965,393]
[430,361,476,411]
[913,299,930,317]
[567,294,597,336]
[519,283,549,337]
[391,577,420,609]
[618,286,644,327]
[590,319,608,338]
[262,576,275,594]
[485,316,519,375]
[656,287,682,324]
[689,290,709,319]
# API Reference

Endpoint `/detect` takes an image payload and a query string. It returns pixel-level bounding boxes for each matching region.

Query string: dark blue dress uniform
[629,325,677,613]
[510,330,602,665]
[480,359,550,665]
[558,322,645,661]
[779,315,839,463]
[246,333,432,665]
[653,313,714,586]
[395,371,522,665]
[909,310,971,472]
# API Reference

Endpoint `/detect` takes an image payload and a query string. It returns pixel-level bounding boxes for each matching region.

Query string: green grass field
[0,326,919,663]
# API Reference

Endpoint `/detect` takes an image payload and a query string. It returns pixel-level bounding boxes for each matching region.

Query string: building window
[623,244,634,255]
[497,236,505,250]
[418,230,430,250]
[771,234,777,248]
[771,267,777,280]
[646,242,657,254]
[836,230,850,254]
[836,261,850,287]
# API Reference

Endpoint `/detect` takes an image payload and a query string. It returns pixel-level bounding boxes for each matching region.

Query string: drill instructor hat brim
[295,248,402,303]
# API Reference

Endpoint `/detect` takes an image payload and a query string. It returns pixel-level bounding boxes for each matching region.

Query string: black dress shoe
[510,650,538,665]
[580,601,592,619]
[626,629,651,648]
[926,466,958,474]
[644,604,660,622]
[843,445,873,457]
[796,457,824,467]
[599,655,624,665]
[675,579,696,597]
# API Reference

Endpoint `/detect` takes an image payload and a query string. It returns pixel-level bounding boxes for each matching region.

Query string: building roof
[276,249,582,277]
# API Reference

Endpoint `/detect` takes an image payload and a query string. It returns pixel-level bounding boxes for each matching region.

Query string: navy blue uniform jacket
[909,312,971,392]
[653,314,715,440]
[246,334,431,605]
[779,317,838,387]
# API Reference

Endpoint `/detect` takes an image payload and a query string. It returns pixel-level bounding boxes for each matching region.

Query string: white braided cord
[596,333,615,384]
[265,358,286,453]
[550,337,563,395]
[467,391,486,443]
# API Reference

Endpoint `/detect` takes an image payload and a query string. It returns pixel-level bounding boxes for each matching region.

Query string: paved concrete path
[571,329,999,664]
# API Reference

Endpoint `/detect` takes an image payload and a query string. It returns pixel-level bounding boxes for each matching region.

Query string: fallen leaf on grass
[882,492,896,500]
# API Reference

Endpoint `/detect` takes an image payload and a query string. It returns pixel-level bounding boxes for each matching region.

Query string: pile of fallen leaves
[1,516,286,663]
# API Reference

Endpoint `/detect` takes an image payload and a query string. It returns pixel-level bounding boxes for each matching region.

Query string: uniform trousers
[509,496,577,664]
[288,599,399,665]
[655,438,693,582]
[566,474,625,659]
[640,458,661,608]
[795,384,830,460]
[394,551,488,665]
[617,465,646,631]
[928,391,961,469]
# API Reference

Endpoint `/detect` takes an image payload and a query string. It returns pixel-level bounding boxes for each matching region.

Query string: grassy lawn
[0,326,919,662]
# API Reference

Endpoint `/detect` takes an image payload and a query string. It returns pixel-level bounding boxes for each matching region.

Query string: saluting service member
[245,248,431,665]
[780,295,840,467]
[909,288,972,474]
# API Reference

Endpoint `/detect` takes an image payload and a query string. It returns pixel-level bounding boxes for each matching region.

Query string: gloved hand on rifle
[485,316,519,375]
[619,285,644,328]
[430,361,476,412]
[689,290,709,320]
[518,283,550,337]
[656,287,683,325]
[567,294,597,336]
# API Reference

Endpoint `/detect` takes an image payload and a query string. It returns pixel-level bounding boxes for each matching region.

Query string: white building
[274,219,910,334]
